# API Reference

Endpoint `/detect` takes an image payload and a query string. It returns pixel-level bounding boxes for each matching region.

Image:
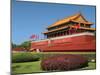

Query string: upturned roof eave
[47,13,93,29]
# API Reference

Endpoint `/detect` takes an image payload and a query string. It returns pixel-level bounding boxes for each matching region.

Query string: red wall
[31,35,96,52]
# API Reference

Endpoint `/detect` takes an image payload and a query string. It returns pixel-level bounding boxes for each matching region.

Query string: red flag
[30,34,39,40]
[35,35,39,39]
[30,34,36,39]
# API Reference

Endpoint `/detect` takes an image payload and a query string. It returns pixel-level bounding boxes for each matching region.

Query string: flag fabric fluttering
[30,34,39,40]
[35,35,39,39]
[30,34,36,39]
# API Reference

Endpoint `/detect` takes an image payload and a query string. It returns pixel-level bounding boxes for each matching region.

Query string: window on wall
[80,23,84,27]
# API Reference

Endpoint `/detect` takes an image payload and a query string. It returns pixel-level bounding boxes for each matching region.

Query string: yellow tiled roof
[43,26,69,34]
[43,26,95,34]
[70,25,95,30]
[79,27,96,31]
[47,13,93,29]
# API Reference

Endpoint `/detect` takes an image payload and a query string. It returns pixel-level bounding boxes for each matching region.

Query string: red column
[62,31,65,36]
[57,32,59,37]
[65,31,67,35]
[54,33,55,37]
[59,32,61,36]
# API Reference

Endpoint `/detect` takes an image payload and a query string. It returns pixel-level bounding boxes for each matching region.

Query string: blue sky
[12,0,96,45]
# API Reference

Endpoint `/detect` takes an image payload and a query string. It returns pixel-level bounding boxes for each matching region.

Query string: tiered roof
[44,26,95,34]
[43,13,95,34]
[47,13,93,29]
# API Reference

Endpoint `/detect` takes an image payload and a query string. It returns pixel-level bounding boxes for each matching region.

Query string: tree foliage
[12,41,31,50]
[12,43,17,48]
[20,41,31,49]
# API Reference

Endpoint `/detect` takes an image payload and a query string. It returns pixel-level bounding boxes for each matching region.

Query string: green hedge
[31,53,96,61]
[12,52,40,63]
[12,52,96,63]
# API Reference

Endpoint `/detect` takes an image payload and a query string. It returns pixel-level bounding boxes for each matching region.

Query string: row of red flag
[30,34,39,39]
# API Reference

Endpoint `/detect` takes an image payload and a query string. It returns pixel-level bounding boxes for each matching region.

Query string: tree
[12,43,17,48]
[20,41,31,50]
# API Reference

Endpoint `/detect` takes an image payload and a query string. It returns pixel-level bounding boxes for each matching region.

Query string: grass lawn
[12,61,43,74]
[12,61,96,74]
[12,52,96,74]
[29,52,96,54]
[13,51,96,54]
[81,62,96,70]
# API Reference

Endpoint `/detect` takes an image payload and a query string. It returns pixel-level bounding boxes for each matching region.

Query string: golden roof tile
[47,13,93,29]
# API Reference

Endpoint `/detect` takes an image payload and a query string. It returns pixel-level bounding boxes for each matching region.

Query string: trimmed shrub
[41,54,88,71]
[12,52,40,63]
[31,52,96,61]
